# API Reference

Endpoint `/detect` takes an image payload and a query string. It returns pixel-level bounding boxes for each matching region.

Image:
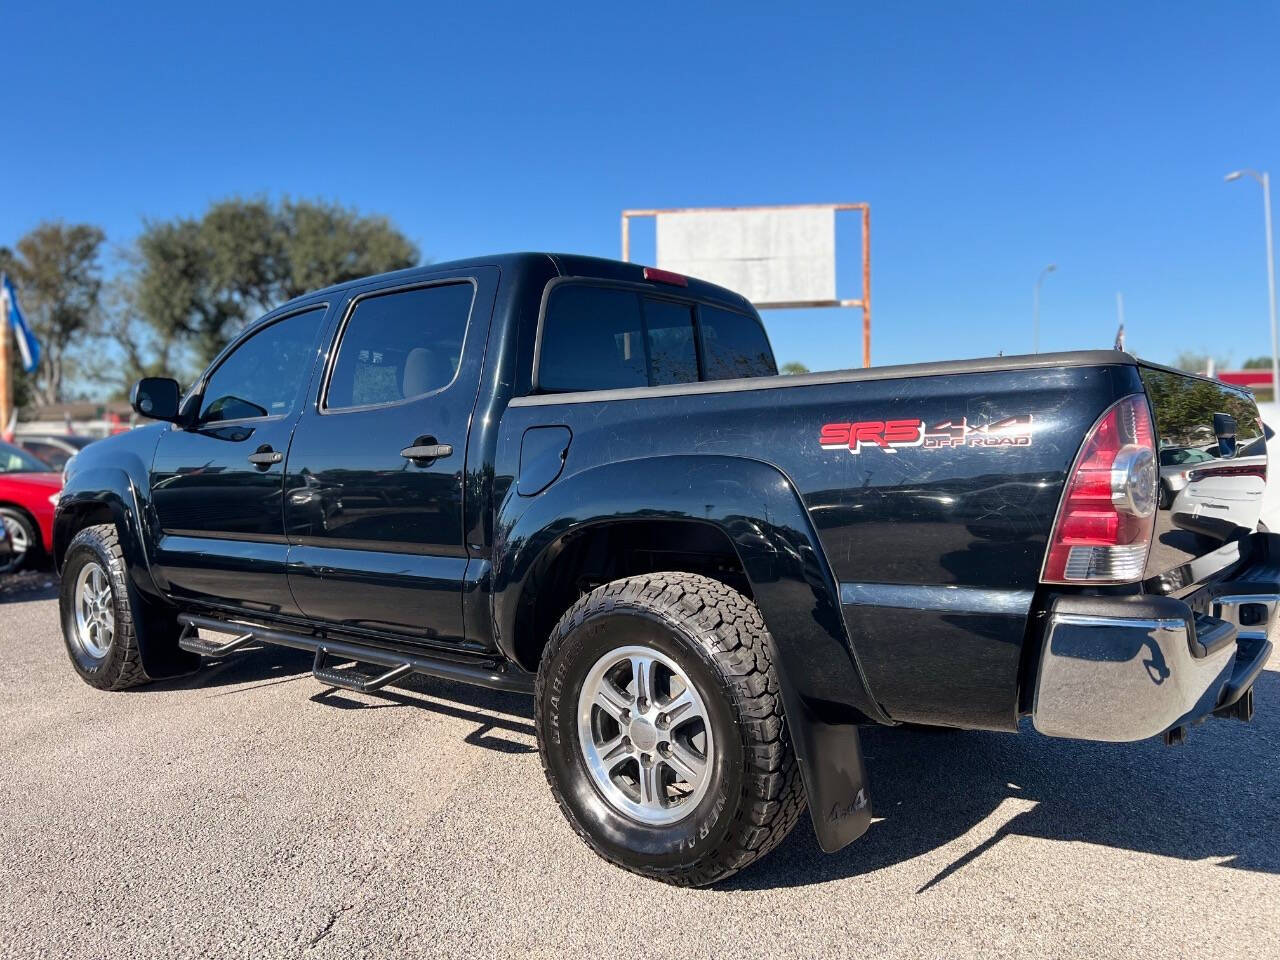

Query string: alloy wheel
[576,645,715,825]
[71,561,115,659]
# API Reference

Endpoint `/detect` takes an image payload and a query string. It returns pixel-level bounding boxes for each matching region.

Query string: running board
[313,649,413,694]
[175,613,534,694]
[178,625,257,658]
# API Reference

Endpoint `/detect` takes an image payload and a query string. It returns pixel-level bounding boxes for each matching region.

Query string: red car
[0,440,61,573]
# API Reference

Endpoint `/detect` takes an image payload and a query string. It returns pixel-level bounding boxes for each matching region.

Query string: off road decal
[819,415,1033,454]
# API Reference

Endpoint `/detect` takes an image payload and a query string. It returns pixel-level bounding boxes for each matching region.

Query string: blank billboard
[654,207,836,305]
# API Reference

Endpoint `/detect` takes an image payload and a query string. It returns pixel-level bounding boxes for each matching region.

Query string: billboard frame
[620,202,872,367]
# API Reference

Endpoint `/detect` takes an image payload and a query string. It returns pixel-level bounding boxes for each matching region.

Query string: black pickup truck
[54,253,1275,886]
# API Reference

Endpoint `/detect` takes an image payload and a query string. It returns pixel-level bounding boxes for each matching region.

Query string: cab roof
[274,252,756,316]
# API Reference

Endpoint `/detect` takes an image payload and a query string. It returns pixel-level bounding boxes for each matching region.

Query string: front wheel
[534,572,805,887]
[59,524,151,690]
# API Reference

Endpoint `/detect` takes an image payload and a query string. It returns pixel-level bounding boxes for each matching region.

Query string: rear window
[536,283,775,393]
[642,298,698,386]
[699,304,775,380]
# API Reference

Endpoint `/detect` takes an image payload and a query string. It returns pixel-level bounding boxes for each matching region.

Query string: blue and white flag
[1,274,40,373]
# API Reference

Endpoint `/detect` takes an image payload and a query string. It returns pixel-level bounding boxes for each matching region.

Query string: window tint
[200,308,325,423]
[327,283,474,410]
[641,298,698,386]
[537,284,777,392]
[698,305,776,380]
[537,285,647,392]
[0,441,53,473]
[23,441,69,469]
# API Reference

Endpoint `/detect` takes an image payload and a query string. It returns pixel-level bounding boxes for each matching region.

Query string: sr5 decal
[820,416,1033,454]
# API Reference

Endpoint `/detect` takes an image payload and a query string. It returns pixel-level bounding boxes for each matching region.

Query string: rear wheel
[535,572,805,887]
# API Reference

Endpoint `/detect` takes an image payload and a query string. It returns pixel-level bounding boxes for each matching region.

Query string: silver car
[1159,445,1214,507]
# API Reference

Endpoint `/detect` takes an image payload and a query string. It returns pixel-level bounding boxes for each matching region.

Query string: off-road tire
[59,524,152,691]
[534,572,806,887]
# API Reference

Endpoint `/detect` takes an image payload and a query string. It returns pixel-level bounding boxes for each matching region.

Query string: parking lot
[0,575,1276,960]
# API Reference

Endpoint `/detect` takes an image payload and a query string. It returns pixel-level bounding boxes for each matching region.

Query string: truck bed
[500,349,1260,731]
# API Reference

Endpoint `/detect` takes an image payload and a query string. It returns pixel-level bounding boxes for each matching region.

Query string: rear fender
[493,454,889,852]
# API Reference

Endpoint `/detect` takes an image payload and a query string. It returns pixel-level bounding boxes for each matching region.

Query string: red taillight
[642,266,688,287]
[1188,462,1268,483]
[1042,394,1158,584]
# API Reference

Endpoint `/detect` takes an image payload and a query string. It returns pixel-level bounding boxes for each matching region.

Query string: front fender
[56,466,161,600]
[56,465,199,679]
[493,454,888,852]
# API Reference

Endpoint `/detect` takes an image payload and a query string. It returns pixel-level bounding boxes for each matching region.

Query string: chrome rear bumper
[1032,590,1275,742]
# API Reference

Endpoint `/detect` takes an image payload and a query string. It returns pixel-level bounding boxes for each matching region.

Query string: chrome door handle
[247,449,283,466]
[400,443,453,461]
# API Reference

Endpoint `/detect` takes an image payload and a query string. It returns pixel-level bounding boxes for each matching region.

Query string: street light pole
[1226,170,1279,402]
[1033,263,1056,353]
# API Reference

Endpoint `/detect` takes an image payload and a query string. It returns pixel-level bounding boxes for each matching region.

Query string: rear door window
[537,285,650,392]
[326,282,475,410]
[698,304,776,380]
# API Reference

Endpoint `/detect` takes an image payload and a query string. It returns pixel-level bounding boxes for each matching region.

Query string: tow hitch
[1166,684,1256,746]
[1164,635,1267,745]
[1215,684,1255,723]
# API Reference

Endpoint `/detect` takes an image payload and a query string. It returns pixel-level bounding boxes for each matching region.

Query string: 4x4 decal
[819,415,1034,454]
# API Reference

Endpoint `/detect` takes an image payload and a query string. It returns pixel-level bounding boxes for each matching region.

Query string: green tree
[0,222,105,406]
[1243,356,1271,369]
[277,199,418,301]
[132,197,419,381]
[86,266,182,396]
[1143,368,1260,445]
[1173,351,1232,375]
[780,361,810,375]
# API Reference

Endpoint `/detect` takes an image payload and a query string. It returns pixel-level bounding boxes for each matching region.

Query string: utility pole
[1225,170,1279,403]
[0,280,10,442]
[1033,264,1056,353]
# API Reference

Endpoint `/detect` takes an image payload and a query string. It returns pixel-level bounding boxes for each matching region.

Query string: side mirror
[1213,412,1238,459]
[130,377,182,423]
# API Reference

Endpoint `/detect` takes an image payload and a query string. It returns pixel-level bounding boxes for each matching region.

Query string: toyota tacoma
[54,253,1275,885]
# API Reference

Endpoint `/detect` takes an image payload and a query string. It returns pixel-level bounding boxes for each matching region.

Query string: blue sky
[4,1,1279,375]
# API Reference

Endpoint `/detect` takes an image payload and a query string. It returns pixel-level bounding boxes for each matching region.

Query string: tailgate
[1140,362,1268,589]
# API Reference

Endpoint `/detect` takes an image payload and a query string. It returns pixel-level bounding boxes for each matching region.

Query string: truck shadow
[309,675,537,755]
[155,644,1280,886]
[160,645,538,754]
[146,643,314,692]
[724,667,1280,891]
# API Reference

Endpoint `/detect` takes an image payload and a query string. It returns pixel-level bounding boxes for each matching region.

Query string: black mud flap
[777,685,873,853]
[130,585,201,680]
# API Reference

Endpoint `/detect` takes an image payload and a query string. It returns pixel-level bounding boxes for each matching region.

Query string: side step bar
[312,649,412,694]
[176,614,534,695]
[178,625,258,658]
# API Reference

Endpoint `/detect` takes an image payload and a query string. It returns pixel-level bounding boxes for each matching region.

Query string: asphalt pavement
[0,575,1277,959]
